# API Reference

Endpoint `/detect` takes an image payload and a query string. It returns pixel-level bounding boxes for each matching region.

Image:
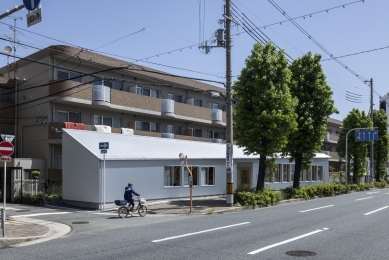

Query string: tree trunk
[256,153,266,191]
[353,159,359,184]
[293,153,302,188]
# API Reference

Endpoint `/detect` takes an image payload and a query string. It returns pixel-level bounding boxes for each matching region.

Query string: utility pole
[225,0,234,207]
[13,18,18,158]
[365,78,374,182]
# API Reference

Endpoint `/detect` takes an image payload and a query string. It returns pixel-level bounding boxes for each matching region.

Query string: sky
[0,0,387,121]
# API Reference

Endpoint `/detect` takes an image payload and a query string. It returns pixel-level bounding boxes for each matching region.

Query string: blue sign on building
[23,0,41,11]
[355,130,378,142]
[99,142,109,150]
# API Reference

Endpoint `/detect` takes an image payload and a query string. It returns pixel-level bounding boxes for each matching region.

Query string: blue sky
[0,0,387,121]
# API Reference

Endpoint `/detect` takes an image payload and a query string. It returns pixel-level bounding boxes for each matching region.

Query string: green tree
[337,109,372,183]
[372,109,389,181]
[233,42,298,191]
[285,52,338,188]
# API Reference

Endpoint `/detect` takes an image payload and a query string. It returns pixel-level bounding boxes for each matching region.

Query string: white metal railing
[92,85,111,103]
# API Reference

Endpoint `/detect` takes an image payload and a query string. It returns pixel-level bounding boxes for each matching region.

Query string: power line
[321,44,389,61]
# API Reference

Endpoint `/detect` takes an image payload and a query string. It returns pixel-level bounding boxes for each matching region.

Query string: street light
[345,127,377,185]
[179,153,193,214]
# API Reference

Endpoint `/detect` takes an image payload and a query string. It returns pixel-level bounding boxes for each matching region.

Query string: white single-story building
[62,129,330,209]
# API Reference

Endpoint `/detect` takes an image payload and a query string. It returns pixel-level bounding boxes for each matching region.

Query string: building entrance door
[238,168,251,190]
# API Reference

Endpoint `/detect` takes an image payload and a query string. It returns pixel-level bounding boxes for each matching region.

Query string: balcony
[49,80,226,124]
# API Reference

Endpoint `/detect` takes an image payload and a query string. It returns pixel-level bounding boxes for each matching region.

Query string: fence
[13,179,62,202]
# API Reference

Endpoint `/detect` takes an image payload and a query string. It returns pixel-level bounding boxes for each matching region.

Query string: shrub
[305,186,318,198]
[234,187,283,207]
[291,187,310,200]
[47,193,62,200]
[348,184,360,191]
[32,170,40,180]
[374,181,387,189]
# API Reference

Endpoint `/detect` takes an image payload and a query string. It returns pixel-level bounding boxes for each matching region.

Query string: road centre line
[11,212,72,218]
[248,228,329,255]
[355,196,374,201]
[299,205,334,213]
[364,206,389,216]
[152,222,250,242]
[367,191,381,194]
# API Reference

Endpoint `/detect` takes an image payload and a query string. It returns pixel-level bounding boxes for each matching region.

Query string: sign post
[0,135,14,237]
[99,142,108,211]
[23,0,41,11]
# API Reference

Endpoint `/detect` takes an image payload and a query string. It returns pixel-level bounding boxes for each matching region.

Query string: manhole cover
[72,221,89,224]
[15,210,30,212]
[285,251,317,257]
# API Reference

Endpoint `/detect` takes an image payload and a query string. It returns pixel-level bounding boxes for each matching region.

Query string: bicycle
[117,196,147,218]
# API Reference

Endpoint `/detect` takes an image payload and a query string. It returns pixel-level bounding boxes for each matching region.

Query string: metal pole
[13,18,18,158]
[225,0,234,207]
[3,161,6,236]
[370,78,374,182]
[103,153,105,211]
[345,130,350,185]
[184,156,193,214]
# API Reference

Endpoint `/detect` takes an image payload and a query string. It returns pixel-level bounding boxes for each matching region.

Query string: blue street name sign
[99,142,109,150]
[23,0,41,11]
[355,130,378,142]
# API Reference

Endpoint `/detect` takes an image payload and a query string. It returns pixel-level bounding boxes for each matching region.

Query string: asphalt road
[1,188,388,260]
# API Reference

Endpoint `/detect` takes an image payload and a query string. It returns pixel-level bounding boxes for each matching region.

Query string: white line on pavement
[299,205,334,213]
[248,228,329,255]
[1,207,19,210]
[11,212,72,218]
[152,222,250,242]
[367,191,381,194]
[355,196,374,201]
[364,206,389,216]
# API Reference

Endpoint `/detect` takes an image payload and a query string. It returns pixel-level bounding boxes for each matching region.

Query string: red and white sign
[0,141,14,157]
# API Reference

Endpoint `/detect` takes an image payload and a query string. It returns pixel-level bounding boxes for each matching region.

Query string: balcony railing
[92,85,110,105]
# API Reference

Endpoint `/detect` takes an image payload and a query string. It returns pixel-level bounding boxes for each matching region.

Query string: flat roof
[63,129,330,161]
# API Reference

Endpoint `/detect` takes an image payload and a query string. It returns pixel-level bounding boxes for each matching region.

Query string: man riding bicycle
[124,182,140,212]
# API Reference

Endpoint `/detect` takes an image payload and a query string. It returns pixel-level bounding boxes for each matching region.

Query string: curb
[5,217,71,247]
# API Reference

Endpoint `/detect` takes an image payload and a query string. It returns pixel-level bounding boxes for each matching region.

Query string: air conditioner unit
[94,125,111,133]
[212,138,222,143]
[212,109,223,125]
[121,128,134,135]
[161,99,175,117]
[161,133,174,139]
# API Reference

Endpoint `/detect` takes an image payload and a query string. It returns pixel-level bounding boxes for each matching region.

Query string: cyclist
[124,182,140,212]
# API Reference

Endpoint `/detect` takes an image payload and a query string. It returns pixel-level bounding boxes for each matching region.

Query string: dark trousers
[127,199,135,210]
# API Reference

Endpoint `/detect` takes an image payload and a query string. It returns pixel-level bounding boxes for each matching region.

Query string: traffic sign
[226,143,232,169]
[355,130,378,142]
[23,0,41,11]
[0,141,14,156]
[0,156,11,163]
[99,142,109,150]
[101,150,107,154]
[26,7,42,27]
[1,135,14,142]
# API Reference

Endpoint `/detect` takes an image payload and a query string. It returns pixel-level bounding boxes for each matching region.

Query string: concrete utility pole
[225,0,234,207]
[366,78,374,182]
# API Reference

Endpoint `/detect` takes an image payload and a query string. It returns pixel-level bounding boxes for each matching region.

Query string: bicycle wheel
[118,206,129,218]
[138,205,147,217]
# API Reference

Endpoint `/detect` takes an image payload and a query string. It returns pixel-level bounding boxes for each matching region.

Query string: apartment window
[57,70,81,82]
[164,166,181,187]
[194,99,202,107]
[335,130,340,134]
[184,166,199,186]
[135,121,158,132]
[23,170,32,179]
[168,93,182,103]
[207,102,226,111]
[290,164,295,182]
[265,168,271,183]
[136,86,159,98]
[57,111,81,123]
[265,164,282,183]
[55,156,62,169]
[94,115,122,128]
[208,131,225,140]
[201,167,215,185]
[305,167,312,181]
[193,128,202,137]
[95,79,121,90]
[167,125,181,135]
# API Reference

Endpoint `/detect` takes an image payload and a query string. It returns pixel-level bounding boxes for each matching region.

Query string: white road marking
[356,196,374,201]
[248,228,328,255]
[299,205,334,213]
[364,206,389,216]
[367,191,380,194]
[11,212,72,218]
[1,207,19,210]
[152,222,250,242]
[145,200,169,205]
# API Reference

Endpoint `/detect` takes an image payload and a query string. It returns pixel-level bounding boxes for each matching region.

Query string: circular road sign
[0,141,14,157]
[23,0,41,11]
